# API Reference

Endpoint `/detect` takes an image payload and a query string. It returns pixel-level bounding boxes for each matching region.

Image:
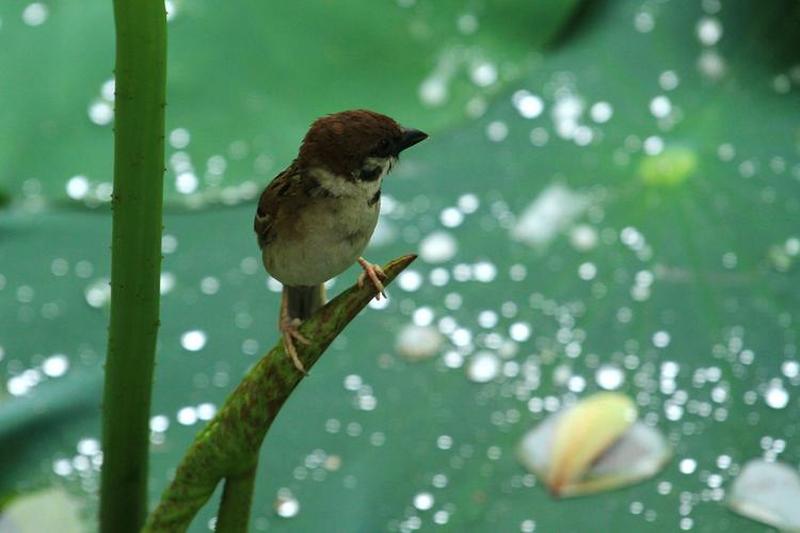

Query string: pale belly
[263,199,380,287]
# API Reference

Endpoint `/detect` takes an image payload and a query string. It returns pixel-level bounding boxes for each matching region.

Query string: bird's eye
[375,138,392,156]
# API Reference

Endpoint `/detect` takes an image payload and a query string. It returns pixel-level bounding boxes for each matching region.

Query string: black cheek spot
[368,189,381,207]
[360,166,382,182]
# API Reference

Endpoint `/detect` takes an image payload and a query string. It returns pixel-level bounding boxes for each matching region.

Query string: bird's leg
[279,289,311,374]
[357,257,388,300]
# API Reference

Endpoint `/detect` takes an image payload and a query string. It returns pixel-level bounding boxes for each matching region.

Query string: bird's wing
[254,166,296,248]
[254,164,330,248]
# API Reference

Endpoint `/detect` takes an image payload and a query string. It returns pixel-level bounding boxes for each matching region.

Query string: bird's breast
[262,195,380,286]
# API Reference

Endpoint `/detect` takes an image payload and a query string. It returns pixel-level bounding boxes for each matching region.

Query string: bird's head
[298,109,427,189]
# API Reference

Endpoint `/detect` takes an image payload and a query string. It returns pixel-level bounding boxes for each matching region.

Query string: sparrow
[254,109,428,373]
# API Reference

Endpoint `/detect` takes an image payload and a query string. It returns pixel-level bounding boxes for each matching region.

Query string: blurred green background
[1,0,800,531]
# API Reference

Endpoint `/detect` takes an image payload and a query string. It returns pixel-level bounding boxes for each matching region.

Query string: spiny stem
[99,1,167,532]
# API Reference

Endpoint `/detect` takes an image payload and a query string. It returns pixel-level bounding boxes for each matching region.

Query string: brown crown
[298,109,404,176]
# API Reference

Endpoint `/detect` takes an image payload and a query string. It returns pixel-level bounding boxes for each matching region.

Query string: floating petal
[548,393,637,493]
[518,392,670,497]
[728,459,800,532]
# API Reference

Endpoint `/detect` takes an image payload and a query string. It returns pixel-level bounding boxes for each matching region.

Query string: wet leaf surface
[1,0,800,531]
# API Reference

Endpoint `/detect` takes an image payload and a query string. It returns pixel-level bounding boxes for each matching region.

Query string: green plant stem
[215,464,257,532]
[99,1,167,532]
[144,254,417,532]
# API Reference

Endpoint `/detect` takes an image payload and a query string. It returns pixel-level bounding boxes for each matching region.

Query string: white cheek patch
[311,166,382,199]
[363,156,396,180]
[310,157,397,200]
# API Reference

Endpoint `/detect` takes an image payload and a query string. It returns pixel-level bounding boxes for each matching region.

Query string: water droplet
[88,99,113,125]
[509,322,531,342]
[413,491,434,511]
[200,276,220,295]
[596,364,625,390]
[196,402,216,420]
[176,172,198,194]
[643,136,664,155]
[649,95,672,118]
[22,3,48,26]
[274,490,300,518]
[529,127,549,146]
[466,96,487,118]
[413,307,434,327]
[53,459,73,476]
[42,354,69,377]
[85,278,111,308]
[419,77,448,106]
[176,406,198,425]
[659,70,680,91]
[169,128,191,149]
[150,415,169,432]
[398,270,423,291]
[698,50,726,79]
[634,11,655,33]
[696,17,723,46]
[653,331,671,348]
[159,272,176,295]
[467,352,500,383]
[578,262,597,281]
[570,224,598,251]
[100,78,116,100]
[396,325,443,361]
[180,330,207,352]
[471,62,497,87]
[77,438,100,456]
[513,90,544,119]
[436,434,453,450]
[433,510,450,525]
[478,310,498,329]
[443,350,464,369]
[343,374,363,391]
[458,193,479,213]
[440,207,463,227]
[679,458,697,474]
[473,261,497,282]
[782,360,799,379]
[457,13,478,34]
[589,102,613,123]
[552,95,584,140]
[66,175,90,200]
[486,120,508,142]
[419,231,457,263]
[764,380,789,409]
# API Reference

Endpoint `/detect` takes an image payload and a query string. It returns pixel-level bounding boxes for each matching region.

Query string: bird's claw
[357,258,387,300]
[280,317,311,374]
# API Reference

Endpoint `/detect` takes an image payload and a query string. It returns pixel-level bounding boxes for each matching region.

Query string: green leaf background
[1,0,799,531]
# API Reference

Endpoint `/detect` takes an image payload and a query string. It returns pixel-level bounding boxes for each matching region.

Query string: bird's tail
[285,284,326,321]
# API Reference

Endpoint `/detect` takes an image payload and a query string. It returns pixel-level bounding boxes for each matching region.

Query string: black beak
[396,127,428,154]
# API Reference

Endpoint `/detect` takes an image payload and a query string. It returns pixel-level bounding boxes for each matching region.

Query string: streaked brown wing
[254,166,297,248]
[254,164,335,249]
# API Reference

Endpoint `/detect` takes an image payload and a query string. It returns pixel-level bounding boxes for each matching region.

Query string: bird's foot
[357,257,387,300]
[279,316,311,374]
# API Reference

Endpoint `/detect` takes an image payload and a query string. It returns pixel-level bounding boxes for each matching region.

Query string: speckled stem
[99,1,166,532]
[144,255,417,532]
[215,463,257,533]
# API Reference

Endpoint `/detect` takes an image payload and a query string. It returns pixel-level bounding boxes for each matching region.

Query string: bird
[254,109,428,373]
